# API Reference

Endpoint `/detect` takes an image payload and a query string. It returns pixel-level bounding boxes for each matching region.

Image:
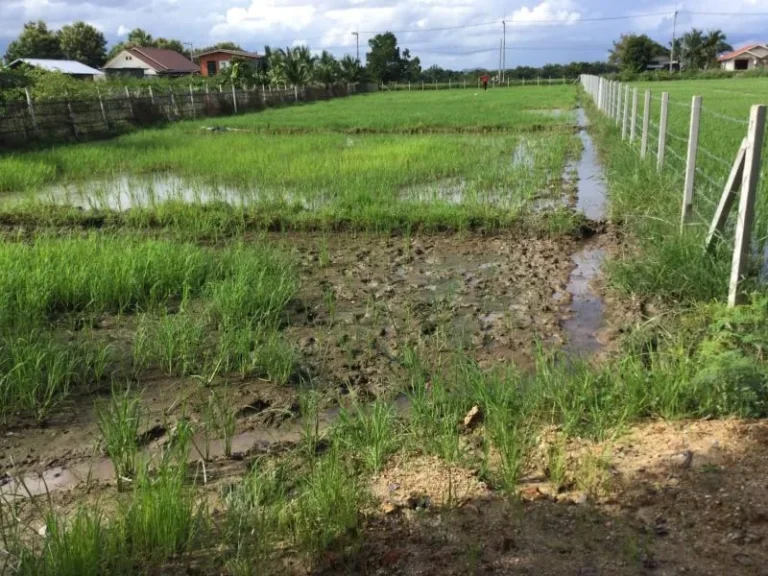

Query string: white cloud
[116,24,129,35]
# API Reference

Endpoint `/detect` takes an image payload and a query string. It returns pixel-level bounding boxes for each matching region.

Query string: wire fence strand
[701,106,749,126]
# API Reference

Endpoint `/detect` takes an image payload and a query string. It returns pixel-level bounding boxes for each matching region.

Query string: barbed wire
[669,100,693,111]
[701,106,749,126]
[667,130,688,145]
[695,165,724,192]
[698,145,735,171]
[667,145,686,165]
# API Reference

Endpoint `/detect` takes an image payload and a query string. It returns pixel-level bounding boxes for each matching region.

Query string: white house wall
[103,50,158,75]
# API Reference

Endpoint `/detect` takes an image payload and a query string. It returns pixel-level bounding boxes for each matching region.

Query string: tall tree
[609,34,667,72]
[106,28,189,61]
[680,29,707,70]
[4,21,63,62]
[314,50,340,84]
[703,30,732,69]
[339,54,364,82]
[366,32,404,83]
[197,42,244,53]
[58,22,107,67]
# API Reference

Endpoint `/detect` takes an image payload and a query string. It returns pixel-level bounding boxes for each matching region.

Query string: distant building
[719,44,768,71]
[196,49,262,77]
[102,47,198,78]
[8,58,104,80]
[646,56,678,71]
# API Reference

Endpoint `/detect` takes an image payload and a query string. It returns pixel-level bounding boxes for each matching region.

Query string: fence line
[580,74,767,307]
[0,83,378,150]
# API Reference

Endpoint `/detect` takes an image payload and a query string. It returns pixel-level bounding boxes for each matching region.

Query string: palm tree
[314,51,340,84]
[681,28,707,70]
[278,46,315,86]
[339,55,363,82]
[703,30,732,69]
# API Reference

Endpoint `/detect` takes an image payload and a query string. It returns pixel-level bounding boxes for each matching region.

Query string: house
[646,56,679,72]
[719,44,768,71]
[196,49,262,77]
[8,58,103,80]
[102,47,198,78]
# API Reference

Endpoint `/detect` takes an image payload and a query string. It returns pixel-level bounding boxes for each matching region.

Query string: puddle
[1,394,412,500]
[513,139,534,168]
[6,175,329,212]
[401,179,532,209]
[561,107,608,356]
[526,109,570,118]
[572,108,606,221]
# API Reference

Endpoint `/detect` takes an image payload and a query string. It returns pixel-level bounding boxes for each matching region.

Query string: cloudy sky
[2,0,767,68]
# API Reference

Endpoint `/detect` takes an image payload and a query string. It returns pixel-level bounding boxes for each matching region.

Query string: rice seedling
[97,387,143,492]
[545,434,568,493]
[334,398,400,473]
[299,390,322,468]
[212,386,238,458]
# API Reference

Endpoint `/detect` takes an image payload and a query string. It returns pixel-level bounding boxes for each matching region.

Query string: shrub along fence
[0,82,378,150]
[580,74,767,307]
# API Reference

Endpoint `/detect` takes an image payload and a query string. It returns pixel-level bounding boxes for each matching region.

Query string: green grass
[190,87,577,133]
[627,77,768,232]
[0,234,298,423]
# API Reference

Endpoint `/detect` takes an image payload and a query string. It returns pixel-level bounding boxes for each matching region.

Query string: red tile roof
[718,44,768,62]
[127,47,198,74]
[195,49,262,60]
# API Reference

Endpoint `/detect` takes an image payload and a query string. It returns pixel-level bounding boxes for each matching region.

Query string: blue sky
[2,0,767,68]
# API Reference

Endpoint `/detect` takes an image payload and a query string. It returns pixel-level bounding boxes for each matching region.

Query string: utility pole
[502,20,506,83]
[498,39,503,85]
[669,10,678,73]
[352,31,359,62]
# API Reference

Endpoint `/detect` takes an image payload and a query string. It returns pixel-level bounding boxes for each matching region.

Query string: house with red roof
[718,44,768,71]
[103,47,199,78]
[196,49,263,77]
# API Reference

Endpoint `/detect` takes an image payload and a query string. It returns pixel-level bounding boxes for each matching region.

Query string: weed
[545,434,568,492]
[335,398,399,473]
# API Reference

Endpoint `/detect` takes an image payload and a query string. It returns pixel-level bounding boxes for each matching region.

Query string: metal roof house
[102,47,198,78]
[8,58,104,80]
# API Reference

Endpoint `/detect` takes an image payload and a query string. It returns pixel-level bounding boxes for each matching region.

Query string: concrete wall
[198,53,261,77]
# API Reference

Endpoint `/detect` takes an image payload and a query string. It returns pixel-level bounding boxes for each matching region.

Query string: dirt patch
[317,419,768,576]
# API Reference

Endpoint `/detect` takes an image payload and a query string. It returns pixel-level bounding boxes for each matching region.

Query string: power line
[680,10,768,17]
[359,11,673,35]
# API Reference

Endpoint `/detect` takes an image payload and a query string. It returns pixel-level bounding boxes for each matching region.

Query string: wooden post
[65,91,78,138]
[630,88,638,142]
[24,87,40,137]
[621,85,629,140]
[657,92,669,171]
[728,105,766,307]
[231,83,238,114]
[124,86,134,119]
[706,140,747,250]
[681,96,702,226]
[188,85,196,118]
[96,87,108,128]
[640,90,651,159]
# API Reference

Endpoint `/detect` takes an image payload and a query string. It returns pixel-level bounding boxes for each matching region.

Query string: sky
[2,0,768,69]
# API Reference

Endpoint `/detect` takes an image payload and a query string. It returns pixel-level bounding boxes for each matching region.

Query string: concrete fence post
[96,86,108,128]
[615,83,622,126]
[148,85,155,105]
[681,96,702,226]
[188,84,195,119]
[728,105,767,307]
[657,92,669,171]
[622,85,630,139]
[640,90,651,159]
[231,83,238,114]
[630,88,638,142]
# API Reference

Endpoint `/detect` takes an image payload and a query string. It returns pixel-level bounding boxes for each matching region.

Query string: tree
[401,48,421,82]
[58,22,107,67]
[106,28,189,61]
[155,38,187,57]
[197,42,244,54]
[366,32,404,83]
[4,21,63,62]
[609,34,667,73]
[314,50,340,84]
[339,55,364,82]
[268,46,314,85]
[680,29,707,70]
[703,30,732,69]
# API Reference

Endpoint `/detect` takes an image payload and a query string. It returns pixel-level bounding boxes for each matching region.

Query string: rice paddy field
[2,81,768,575]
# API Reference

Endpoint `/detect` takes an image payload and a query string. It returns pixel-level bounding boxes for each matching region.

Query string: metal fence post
[728,105,767,306]
[657,92,669,171]
[640,90,651,159]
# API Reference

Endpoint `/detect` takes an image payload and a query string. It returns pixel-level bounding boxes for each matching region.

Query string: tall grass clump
[97,387,143,491]
[334,398,400,473]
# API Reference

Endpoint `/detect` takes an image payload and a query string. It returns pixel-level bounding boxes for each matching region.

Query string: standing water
[562,108,608,356]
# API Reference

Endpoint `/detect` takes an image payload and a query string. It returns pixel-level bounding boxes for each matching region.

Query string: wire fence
[383,76,575,91]
[0,82,378,150]
[581,74,768,305]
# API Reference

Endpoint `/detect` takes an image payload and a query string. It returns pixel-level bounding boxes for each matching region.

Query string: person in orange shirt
[480,74,490,91]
